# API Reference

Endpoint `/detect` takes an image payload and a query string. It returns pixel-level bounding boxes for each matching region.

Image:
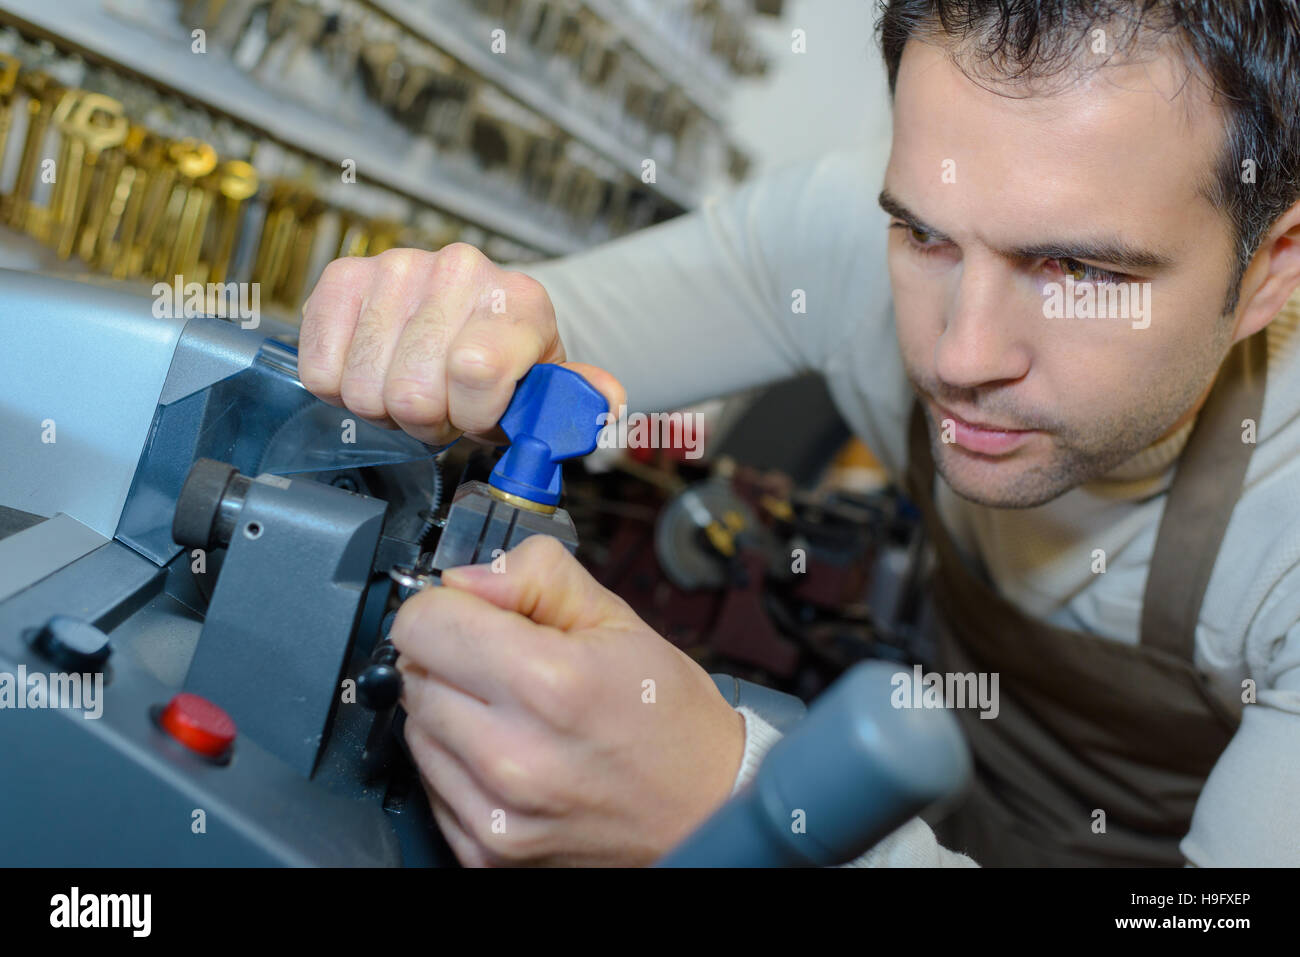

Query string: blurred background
[0,0,889,323]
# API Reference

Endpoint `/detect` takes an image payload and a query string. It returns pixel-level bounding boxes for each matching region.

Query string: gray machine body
[182,475,387,778]
[0,270,437,866]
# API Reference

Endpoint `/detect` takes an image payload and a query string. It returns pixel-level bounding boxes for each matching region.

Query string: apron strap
[1140,330,1269,658]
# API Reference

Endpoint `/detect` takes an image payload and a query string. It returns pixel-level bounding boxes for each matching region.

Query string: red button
[158,693,236,759]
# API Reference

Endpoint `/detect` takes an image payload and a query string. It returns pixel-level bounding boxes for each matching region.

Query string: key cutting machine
[0,268,969,866]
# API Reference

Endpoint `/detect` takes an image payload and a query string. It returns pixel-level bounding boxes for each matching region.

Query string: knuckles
[446,340,508,389]
[502,270,555,319]
[382,380,449,428]
[314,254,374,292]
[296,360,338,400]
[371,246,426,283]
[519,652,586,733]
[428,242,489,284]
[478,749,561,818]
[337,375,390,422]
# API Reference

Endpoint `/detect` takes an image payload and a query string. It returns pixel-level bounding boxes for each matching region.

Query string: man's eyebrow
[877,188,1175,273]
[1005,240,1174,272]
[878,189,953,243]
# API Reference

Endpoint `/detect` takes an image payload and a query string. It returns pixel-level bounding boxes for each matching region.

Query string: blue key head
[488,364,610,506]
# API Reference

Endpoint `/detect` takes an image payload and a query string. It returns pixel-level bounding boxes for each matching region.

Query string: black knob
[357,662,402,710]
[173,458,248,550]
[26,616,111,670]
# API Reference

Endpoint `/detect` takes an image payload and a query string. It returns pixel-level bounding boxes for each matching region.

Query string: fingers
[381,284,472,444]
[392,574,603,735]
[300,243,608,446]
[426,788,488,868]
[440,536,627,632]
[403,691,555,863]
[403,720,499,865]
[444,319,552,436]
[399,661,499,773]
[298,256,372,407]
[338,251,431,428]
[443,271,564,436]
[560,362,626,420]
[391,585,545,705]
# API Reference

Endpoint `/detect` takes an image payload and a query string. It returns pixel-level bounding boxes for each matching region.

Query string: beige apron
[906,331,1268,866]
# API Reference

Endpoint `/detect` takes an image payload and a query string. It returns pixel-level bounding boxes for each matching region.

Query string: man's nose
[933,260,1033,390]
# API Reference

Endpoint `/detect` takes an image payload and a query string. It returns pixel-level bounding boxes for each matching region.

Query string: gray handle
[659,660,972,867]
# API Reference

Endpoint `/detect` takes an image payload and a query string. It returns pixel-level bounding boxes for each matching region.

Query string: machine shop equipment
[0,268,968,866]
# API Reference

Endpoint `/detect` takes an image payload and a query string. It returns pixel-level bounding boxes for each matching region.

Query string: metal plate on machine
[0,270,186,538]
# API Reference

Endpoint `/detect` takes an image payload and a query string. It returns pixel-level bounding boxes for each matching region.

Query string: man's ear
[1232,198,1300,342]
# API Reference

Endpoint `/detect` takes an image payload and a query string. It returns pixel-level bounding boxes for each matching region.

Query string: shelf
[583,0,731,124]
[0,0,587,256]
[365,0,701,209]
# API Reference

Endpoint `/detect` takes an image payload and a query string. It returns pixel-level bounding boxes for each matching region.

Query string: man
[297,0,1300,866]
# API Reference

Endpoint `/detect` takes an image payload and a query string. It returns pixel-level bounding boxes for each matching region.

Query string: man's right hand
[298,243,625,445]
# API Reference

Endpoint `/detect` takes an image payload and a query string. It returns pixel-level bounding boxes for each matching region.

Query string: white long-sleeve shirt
[522,147,1300,867]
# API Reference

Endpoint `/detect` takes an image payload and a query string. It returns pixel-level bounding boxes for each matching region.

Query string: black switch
[25,616,112,670]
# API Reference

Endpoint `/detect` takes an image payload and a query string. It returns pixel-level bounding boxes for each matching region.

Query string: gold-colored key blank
[0,54,21,175]
[169,138,222,281]
[253,180,323,308]
[4,71,64,231]
[251,180,298,298]
[48,91,129,259]
[277,188,326,308]
[203,158,259,284]
[334,212,403,260]
[108,126,170,278]
[92,124,159,273]
[74,102,134,264]
[145,138,217,281]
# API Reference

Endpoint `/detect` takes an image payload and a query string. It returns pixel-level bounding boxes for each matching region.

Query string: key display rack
[0,0,772,321]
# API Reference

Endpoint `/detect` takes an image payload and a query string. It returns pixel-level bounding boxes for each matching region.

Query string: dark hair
[876,0,1300,312]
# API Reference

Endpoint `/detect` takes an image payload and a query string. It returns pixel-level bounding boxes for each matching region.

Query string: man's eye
[888,221,939,248]
[1056,257,1121,284]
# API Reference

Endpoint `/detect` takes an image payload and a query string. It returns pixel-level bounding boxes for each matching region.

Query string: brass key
[203,158,259,283]
[170,159,220,281]
[41,88,84,246]
[75,112,132,263]
[125,133,180,279]
[92,124,156,272]
[252,180,301,302]
[4,71,64,231]
[48,91,129,259]
[253,183,324,308]
[278,188,325,308]
[112,127,172,279]
[146,138,217,280]
[0,54,21,180]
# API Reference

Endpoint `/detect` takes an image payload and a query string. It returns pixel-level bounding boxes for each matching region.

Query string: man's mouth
[929,398,1037,456]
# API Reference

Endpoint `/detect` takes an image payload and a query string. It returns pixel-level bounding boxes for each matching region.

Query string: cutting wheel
[654,481,759,590]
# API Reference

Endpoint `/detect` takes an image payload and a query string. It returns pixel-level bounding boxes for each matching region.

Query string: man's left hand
[390,535,747,866]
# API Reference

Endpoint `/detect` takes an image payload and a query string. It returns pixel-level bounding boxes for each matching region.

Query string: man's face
[884,38,1240,508]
